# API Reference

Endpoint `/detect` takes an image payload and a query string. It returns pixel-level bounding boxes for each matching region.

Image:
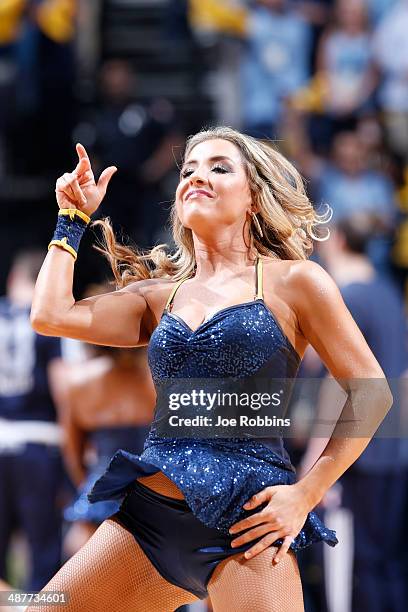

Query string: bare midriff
[137,472,185,500]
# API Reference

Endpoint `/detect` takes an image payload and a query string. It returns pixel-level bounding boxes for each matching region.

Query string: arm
[31,144,150,347]
[291,261,392,506]
[31,252,149,346]
[229,260,392,561]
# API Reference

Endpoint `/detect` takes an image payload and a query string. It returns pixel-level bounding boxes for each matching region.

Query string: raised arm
[31,144,150,347]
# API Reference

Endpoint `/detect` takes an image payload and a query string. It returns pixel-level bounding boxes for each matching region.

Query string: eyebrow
[181,155,236,169]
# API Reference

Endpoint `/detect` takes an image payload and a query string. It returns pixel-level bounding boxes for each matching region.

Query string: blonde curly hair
[94,126,331,287]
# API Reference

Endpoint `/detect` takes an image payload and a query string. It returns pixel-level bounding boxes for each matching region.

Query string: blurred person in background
[297,130,397,274]
[315,131,396,222]
[240,0,312,138]
[83,58,183,247]
[61,341,155,558]
[309,0,377,152]
[0,0,77,176]
[304,213,408,611]
[186,0,248,128]
[372,0,408,163]
[0,250,64,590]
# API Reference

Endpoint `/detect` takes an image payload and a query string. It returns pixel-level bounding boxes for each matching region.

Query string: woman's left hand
[228,484,311,564]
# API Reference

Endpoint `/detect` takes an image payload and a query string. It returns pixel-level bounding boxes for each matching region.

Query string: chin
[182,205,213,223]
[182,212,218,235]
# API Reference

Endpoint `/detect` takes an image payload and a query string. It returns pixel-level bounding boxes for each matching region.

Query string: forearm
[31,246,76,333]
[296,437,371,508]
[295,377,393,509]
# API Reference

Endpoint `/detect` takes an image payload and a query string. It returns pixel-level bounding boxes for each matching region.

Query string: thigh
[208,546,304,612]
[26,517,198,612]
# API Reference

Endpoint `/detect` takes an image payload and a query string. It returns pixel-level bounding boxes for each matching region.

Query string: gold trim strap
[58,208,91,224]
[165,277,189,311]
[256,257,263,300]
[48,238,77,261]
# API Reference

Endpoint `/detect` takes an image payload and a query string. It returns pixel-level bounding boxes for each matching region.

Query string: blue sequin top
[89,258,337,549]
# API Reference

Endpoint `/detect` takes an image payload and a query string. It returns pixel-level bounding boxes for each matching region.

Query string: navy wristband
[48,209,91,260]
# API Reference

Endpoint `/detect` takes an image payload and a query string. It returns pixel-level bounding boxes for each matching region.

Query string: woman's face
[175,138,252,236]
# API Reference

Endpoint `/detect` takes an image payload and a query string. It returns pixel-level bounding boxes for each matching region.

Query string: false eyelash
[181,165,229,178]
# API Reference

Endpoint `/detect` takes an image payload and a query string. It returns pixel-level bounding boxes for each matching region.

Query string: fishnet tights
[137,471,186,499]
[25,516,198,612]
[208,546,304,611]
[26,473,304,611]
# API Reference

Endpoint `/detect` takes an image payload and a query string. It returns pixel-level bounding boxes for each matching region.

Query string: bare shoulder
[260,258,341,358]
[121,276,179,326]
[286,260,341,316]
[262,258,336,299]
[120,277,173,295]
[120,276,174,304]
[260,259,325,359]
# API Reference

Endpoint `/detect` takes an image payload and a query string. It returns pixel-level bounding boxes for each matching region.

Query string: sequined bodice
[145,259,301,453]
[148,256,300,382]
[148,298,300,381]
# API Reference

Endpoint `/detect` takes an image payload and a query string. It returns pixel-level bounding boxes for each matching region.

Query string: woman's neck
[192,233,256,279]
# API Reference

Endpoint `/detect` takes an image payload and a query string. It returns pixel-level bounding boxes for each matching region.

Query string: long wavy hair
[94,126,332,288]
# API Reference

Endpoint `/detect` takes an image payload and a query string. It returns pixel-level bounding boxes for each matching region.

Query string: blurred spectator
[0,0,77,176]
[187,0,248,129]
[240,0,312,138]
[293,1,334,67]
[81,59,182,247]
[372,0,408,161]
[302,130,397,273]
[315,131,396,222]
[310,0,376,149]
[61,343,155,558]
[316,215,408,612]
[0,250,64,590]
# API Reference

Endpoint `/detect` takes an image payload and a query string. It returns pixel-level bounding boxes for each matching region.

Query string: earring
[251,211,264,238]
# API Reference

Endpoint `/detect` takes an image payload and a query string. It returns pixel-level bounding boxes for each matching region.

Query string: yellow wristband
[58,208,91,224]
[48,238,78,260]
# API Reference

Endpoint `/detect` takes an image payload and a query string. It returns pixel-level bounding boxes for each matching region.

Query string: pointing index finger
[76,142,91,164]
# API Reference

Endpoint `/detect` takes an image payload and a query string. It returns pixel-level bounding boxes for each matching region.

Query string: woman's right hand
[55,143,117,217]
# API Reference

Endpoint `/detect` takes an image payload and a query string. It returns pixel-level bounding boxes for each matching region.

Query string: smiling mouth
[185,190,213,201]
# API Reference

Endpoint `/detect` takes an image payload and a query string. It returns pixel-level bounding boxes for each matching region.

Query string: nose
[190,173,207,186]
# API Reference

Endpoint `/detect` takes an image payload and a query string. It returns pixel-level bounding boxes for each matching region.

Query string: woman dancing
[29,126,392,611]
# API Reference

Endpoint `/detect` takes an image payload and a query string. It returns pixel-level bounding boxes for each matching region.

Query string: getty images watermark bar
[0,591,69,606]
[153,377,406,439]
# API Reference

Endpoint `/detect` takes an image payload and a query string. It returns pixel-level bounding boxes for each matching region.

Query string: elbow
[376,376,394,416]
[30,307,60,336]
[384,383,394,414]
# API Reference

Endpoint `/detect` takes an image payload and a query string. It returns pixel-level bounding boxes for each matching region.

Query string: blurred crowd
[1,1,408,611]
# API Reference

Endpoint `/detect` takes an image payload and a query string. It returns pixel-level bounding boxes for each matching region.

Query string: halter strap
[164,276,189,311]
[165,257,263,312]
[255,256,263,300]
